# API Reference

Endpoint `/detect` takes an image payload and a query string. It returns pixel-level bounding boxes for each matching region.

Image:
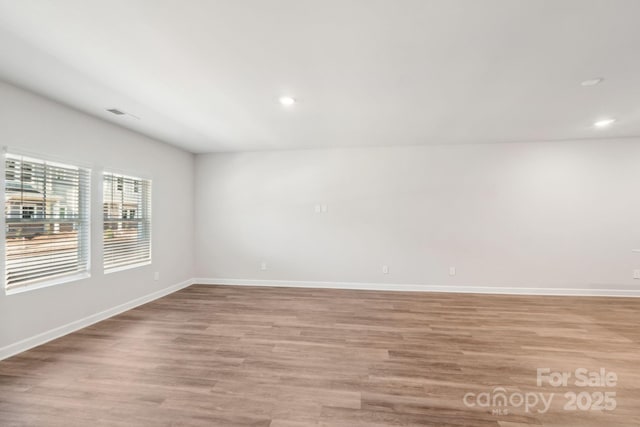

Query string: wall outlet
[449,267,456,276]
[260,261,268,271]
[634,269,640,280]
[153,271,160,281]
[382,265,389,274]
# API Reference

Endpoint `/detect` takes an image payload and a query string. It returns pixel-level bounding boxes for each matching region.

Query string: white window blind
[4,153,90,292]
[103,172,151,272]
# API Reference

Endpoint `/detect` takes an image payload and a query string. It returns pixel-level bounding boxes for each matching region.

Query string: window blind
[103,172,151,272]
[4,154,90,291]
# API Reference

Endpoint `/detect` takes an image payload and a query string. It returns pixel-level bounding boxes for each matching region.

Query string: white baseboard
[194,277,640,297]
[0,278,195,361]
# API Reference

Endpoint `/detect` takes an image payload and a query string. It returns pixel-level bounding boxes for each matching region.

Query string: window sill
[5,271,91,296]
[104,260,152,275]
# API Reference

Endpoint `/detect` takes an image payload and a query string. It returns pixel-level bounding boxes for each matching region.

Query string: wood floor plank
[1,284,639,426]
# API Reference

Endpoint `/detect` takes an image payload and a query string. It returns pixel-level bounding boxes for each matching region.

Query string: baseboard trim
[194,277,640,297]
[0,278,195,361]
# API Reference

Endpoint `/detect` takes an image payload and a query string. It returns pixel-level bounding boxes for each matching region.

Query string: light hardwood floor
[1,285,639,426]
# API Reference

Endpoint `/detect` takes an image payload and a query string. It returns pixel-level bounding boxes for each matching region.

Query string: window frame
[102,171,152,274]
[3,150,91,295]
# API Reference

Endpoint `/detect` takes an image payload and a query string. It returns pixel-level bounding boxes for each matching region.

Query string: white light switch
[382,265,389,274]
[634,269,640,280]
[449,267,456,276]
[261,261,267,271]
[321,204,328,213]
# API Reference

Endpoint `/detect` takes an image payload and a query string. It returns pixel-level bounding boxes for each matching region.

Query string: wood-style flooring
[1,285,639,426]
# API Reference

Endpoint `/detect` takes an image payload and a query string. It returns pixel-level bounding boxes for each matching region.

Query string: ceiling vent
[106,108,125,115]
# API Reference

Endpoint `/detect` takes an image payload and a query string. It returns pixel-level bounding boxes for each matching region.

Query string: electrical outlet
[449,267,456,276]
[154,272,160,281]
[634,269,640,280]
[261,261,267,271]
[382,265,389,274]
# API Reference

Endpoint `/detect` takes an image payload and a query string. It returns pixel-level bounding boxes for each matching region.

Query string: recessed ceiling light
[279,96,296,106]
[581,78,603,87]
[594,118,615,128]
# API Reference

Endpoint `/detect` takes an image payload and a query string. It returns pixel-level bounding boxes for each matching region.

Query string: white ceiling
[1,0,639,153]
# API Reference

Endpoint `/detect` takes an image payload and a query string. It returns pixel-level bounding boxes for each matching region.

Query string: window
[6,160,16,180]
[4,153,90,293]
[103,172,151,272]
[22,206,34,219]
[22,162,33,182]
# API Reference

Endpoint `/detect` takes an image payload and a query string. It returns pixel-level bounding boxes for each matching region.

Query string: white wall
[195,140,640,293]
[0,81,195,352]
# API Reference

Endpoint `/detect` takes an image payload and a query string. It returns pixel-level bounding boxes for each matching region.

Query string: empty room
[1,0,639,426]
